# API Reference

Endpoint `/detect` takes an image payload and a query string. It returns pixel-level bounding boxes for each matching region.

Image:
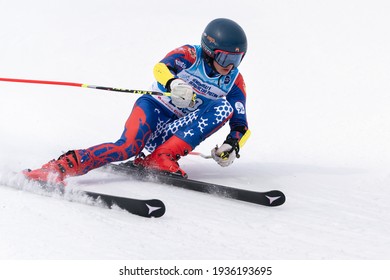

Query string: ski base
[107,161,286,207]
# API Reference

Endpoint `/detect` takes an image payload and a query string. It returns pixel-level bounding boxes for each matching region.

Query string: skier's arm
[153,45,197,108]
[153,44,197,88]
[153,62,175,87]
[212,74,250,167]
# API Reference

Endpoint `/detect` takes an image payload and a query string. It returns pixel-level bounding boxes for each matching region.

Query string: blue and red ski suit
[75,44,249,174]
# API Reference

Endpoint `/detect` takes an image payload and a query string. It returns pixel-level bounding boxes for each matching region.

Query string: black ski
[83,191,165,218]
[107,161,286,207]
[1,174,165,218]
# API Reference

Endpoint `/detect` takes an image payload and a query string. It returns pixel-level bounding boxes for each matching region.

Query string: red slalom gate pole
[0,77,83,87]
[0,77,169,96]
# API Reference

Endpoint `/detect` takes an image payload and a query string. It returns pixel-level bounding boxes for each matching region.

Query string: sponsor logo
[235,102,245,114]
[175,60,186,69]
[146,204,162,215]
[266,195,281,204]
[204,32,216,45]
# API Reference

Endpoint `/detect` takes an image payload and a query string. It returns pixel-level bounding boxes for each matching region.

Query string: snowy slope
[1,0,390,262]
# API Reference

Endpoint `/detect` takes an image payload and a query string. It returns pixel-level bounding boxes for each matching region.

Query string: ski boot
[23,150,87,187]
[134,136,192,178]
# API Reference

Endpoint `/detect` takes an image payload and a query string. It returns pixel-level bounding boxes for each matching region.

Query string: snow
[1,0,390,271]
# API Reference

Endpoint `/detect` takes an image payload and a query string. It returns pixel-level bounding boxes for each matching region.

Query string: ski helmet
[201,18,247,68]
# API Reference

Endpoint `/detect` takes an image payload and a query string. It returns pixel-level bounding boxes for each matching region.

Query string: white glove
[169,79,194,108]
[211,143,237,167]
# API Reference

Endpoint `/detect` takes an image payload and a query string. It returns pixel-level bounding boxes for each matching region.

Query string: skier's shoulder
[227,70,246,98]
[165,44,198,64]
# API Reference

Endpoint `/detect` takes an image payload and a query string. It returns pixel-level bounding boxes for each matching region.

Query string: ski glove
[211,137,240,167]
[167,78,195,108]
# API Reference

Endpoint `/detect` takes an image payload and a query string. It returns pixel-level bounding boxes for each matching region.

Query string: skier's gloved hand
[211,137,240,167]
[167,78,195,108]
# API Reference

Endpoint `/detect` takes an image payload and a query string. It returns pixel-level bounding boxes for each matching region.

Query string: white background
[1,0,390,278]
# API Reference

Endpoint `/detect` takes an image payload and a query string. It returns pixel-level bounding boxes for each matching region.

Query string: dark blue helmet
[201,18,247,68]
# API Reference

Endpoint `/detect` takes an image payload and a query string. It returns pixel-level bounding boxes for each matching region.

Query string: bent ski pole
[0,77,170,96]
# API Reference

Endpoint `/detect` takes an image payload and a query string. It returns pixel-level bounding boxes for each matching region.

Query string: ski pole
[190,130,251,160]
[0,77,170,96]
[189,152,212,159]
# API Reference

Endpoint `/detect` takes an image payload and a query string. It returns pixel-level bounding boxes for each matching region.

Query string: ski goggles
[214,49,245,68]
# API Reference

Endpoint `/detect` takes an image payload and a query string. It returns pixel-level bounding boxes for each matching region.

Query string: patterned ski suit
[76,44,249,174]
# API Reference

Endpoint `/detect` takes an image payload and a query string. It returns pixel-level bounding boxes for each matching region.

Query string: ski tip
[265,190,286,207]
[84,191,166,218]
[145,199,166,218]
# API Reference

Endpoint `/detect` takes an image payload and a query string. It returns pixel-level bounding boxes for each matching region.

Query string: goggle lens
[214,50,244,68]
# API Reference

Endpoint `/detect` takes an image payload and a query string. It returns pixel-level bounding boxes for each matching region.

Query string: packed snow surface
[1,0,390,260]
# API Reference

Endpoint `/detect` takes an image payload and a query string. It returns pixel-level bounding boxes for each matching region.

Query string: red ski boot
[23,150,86,186]
[134,136,192,178]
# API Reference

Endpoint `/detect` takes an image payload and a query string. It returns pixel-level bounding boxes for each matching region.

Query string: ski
[0,174,165,218]
[106,161,286,207]
[83,191,165,218]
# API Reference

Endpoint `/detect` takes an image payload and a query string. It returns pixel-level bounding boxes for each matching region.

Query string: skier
[24,18,251,185]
